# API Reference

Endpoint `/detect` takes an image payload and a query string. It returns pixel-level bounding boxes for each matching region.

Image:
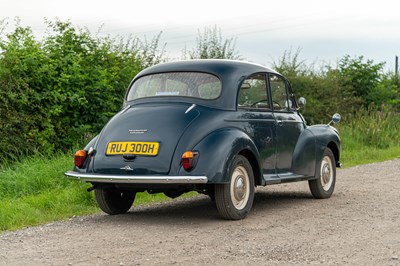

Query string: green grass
[341,145,400,167]
[0,109,399,233]
[0,152,95,232]
[337,108,400,167]
[0,152,195,233]
[0,186,195,232]
[0,187,97,231]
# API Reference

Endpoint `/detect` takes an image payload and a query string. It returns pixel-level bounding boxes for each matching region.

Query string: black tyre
[309,148,336,199]
[215,155,255,220]
[94,189,136,215]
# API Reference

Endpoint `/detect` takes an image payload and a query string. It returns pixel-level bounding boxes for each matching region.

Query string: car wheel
[309,148,336,199]
[94,189,136,215]
[215,155,255,220]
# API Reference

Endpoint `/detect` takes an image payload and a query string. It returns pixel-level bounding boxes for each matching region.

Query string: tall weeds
[339,107,400,150]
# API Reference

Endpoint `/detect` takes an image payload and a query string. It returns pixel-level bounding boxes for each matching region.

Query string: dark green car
[65,59,341,220]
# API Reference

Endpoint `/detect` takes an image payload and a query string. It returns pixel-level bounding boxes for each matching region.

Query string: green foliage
[338,55,399,107]
[272,48,308,77]
[273,50,357,123]
[338,107,400,167]
[369,73,400,107]
[0,187,97,232]
[273,49,400,124]
[0,151,197,232]
[0,151,96,231]
[0,19,165,159]
[0,26,45,155]
[183,25,241,60]
[338,106,400,149]
[339,56,383,99]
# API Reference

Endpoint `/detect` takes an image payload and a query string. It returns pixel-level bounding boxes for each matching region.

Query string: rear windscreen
[126,72,222,101]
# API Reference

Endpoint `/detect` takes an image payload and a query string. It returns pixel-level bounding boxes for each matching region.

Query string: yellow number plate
[106,142,159,156]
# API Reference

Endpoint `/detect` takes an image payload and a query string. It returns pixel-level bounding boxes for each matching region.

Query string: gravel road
[1,159,399,265]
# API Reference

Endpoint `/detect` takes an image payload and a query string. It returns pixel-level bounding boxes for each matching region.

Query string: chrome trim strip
[119,105,131,114]
[225,119,276,122]
[64,171,208,184]
[185,104,196,114]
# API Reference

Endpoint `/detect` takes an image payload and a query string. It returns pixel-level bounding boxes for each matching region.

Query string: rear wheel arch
[238,149,261,186]
[183,128,260,183]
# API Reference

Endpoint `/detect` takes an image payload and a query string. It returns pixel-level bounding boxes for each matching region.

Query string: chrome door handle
[276,119,283,126]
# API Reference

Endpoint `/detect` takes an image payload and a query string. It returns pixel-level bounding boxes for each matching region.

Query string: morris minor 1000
[65,60,341,220]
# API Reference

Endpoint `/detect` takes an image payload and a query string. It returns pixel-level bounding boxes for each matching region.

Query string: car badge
[129,129,148,134]
[120,165,134,171]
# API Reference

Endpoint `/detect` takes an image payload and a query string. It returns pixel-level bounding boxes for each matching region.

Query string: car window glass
[238,74,269,109]
[165,79,189,96]
[269,74,295,111]
[198,81,221,99]
[127,72,221,101]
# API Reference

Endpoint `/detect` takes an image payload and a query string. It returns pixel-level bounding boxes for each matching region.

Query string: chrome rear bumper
[64,171,208,184]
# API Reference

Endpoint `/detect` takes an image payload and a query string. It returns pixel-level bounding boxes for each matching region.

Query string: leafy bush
[338,55,399,107]
[0,20,165,159]
[272,49,400,124]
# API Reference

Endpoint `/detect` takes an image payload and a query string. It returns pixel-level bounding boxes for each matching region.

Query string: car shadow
[91,187,315,226]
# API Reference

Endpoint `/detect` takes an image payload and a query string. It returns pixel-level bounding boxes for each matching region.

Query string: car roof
[128,59,280,110]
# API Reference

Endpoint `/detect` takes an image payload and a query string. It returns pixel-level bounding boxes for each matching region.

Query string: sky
[1,0,400,71]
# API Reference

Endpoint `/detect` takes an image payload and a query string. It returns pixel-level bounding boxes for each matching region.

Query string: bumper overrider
[64,171,208,184]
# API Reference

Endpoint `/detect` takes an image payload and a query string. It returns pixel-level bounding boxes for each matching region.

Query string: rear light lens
[74,150,87,168]
[181,151,199,171]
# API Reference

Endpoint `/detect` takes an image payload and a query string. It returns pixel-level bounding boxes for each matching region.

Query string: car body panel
[92,103,199,175]
[274,111,305,172]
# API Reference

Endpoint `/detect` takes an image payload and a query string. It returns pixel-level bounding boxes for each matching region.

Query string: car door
[237,73,276,175]
[268,73,305,174]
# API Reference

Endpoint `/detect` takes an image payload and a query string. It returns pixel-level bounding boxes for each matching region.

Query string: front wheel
[309,148,336,199]
[94,189,136,215]
[215,155,255,220]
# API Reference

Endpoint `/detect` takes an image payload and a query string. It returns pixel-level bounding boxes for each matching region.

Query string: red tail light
[181,151,198,171]
[74,150,87,168]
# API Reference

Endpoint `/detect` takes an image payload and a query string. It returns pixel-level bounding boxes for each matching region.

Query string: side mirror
[240,82,251,90]
[329,113,341,125]
[297,97,306,108]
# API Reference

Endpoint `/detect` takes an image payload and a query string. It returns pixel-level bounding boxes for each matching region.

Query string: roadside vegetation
[0,151,190,231]
[0,20,399,232]
[339,109,400,166]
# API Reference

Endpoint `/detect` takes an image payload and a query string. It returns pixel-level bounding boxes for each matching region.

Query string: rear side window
[126,72,221,101]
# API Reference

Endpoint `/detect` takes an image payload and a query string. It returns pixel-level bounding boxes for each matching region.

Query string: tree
[272,47,308,77]
[338,55,398,107]
[0,19,166,159]
[183,26,241,60]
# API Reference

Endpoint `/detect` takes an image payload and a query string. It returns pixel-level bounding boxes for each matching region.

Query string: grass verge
[338,109,400,167]
[0,152,194,233]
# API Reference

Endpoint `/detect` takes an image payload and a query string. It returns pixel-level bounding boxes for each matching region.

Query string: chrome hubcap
[320,156,333,191]
[230,166,250,210]
[234,175,246,201]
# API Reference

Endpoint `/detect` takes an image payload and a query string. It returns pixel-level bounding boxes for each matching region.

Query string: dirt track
[1,159,400,265]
